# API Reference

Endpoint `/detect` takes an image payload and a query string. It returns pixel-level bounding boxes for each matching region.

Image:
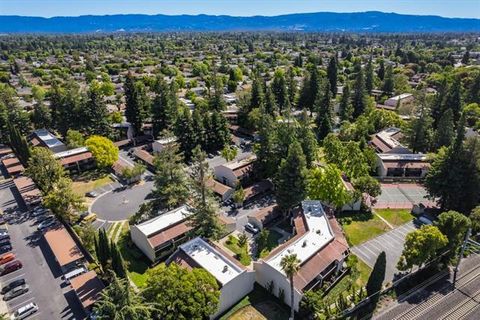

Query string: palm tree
[94,274,154,320]
[280,253,301,320]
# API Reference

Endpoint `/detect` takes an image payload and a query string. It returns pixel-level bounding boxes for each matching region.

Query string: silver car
[3,284,29,301]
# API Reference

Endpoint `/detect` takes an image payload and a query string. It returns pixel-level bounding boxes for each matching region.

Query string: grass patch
[220,284,290,320]
[338,211,390,246]
[375,209,414,227]
[225,235,251,266]
[324,255,372,300]
[259,230,283,258]
[72,171,113,196]
[117,224,150,287]
[108,222,123,242]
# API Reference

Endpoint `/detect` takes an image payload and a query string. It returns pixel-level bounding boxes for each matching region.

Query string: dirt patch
[229,301,288,320]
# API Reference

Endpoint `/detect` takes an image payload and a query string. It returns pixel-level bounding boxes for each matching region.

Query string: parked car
[0,244,12,254]
[0,234,10,241]
[0,216,6,225]
[245,223,259,234]
[38,219,58,231]
[0,260,22,276]
[36,214,54,223]
[414,215,434,227]
[1,278,25,295]
[85,191,99,198]
[11,302,38,319]
[83,213,97,223]
[31,209,47,217]
[3,284,29,301]
[0,239,11,247]
[0,253,15,265]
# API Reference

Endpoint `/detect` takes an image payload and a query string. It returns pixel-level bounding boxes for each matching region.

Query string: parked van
[12,302,38,319]
[83,213,97,223]
[62,267,87,284]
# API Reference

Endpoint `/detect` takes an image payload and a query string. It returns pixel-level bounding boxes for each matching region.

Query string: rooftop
[136,206,192,237]
[378,153,428,161]
[69,271,104,310]
[179,237,243,285]
[53,147,89,159]
[32,129,66,150]
[44,226,84,267]
[221,155,257,171]
[154,137,177,145]
[387,93,414,101]
[267,201,334,274]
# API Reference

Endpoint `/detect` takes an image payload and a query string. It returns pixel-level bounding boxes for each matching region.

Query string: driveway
[0,178,85,319]
[221,194,276,232]
[351,221,416,283]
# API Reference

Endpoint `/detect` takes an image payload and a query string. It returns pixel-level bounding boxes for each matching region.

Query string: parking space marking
[354,249,372,261]
[385,232,404,243]
[2,272,25,283]
[8,296,34,311]
[5,291,33,304]
[361,245,379,259]
[378,234,400,247]
[367,241,384,252]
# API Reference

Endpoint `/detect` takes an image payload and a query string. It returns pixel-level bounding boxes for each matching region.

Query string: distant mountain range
[0,11,479,33]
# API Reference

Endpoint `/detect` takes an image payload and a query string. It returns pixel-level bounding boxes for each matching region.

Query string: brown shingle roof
[248,204,279,225]
[148,221,192,249]
[134,148,154,166]
[0,147,12,157]
[59,151,93,165]
[69,271,104,310]
[44,226,84,267]
[13,176,41,203]
[206,179,232,196]
[244,180,273,200]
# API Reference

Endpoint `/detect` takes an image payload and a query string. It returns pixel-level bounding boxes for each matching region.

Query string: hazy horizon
[2,0,480,19]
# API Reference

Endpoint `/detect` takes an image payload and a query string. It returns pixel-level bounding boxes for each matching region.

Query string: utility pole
[453,228,471,286]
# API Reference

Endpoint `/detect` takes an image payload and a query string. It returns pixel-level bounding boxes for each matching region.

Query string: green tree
[175,108,197,161]
[327,56,338,96]
[25,147,65,194]
[152,77,177,137]
[124,73,150,135]
[151,143,189,211]
[142,263,220,320]
[397,225,448,271]
[94,274,153,320]
[86,135,119,169]
[110,241,127,279]
[7,123,30,165]
[434,108,454,150]
[31,101,52,130]
[96,228,110,271]
[221,145,238,162]
[315,82,333,141]
[43,177,85,223]
[233,186,246,205]
[187,147,222,239]
[365,57,374,94]
[272,69,289,112]
[471,206,480,234]
[297,113,318,167]
[444,76,463,126]
[435,210,471,252]
[377,59,385,81]
[280,253,301,320]
[408,104,433,153]
[83,81,111,136]
[352,65,368,119]
[339,82,353,122]
[353,176,381,197]
[66,129,85,148]
[307,164,352,209]
[208,76,226,111]
[275,141,308,212]
[382,64,394,96]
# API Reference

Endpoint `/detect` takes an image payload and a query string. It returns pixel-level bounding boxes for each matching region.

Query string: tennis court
[374,183,436,209]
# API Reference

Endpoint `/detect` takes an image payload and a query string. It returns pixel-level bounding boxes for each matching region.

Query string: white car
[11,302,38,319]
[37,219,58,231]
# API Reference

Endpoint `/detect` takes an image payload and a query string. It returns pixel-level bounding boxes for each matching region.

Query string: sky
[1,0,479,19]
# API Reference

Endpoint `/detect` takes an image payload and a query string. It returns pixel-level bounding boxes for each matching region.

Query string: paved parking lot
[0,178,85,319]
[352,221,417,283]
[375,183,436,209]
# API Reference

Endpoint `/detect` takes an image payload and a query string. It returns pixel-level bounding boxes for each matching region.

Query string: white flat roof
[180,237,243,285]
[378,153,427,161]
[221,155,256,171]
[34,129,65,149]
[388,93,413,101]
[267,201,334,274]
[54,147,89,159]
[153,137,177,145]
[377,128,403,149]
[136,206,192,237]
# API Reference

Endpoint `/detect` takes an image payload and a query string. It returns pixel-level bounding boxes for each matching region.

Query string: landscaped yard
[220,284,290,320]
[375,209,414,227]
[258,229,283,258]
[338,211,391,246]
[117,224,150,287]
[225,235,251,266]
[72,170,113,196]
[323,254,372,300]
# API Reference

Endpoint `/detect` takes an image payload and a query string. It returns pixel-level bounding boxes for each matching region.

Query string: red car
[0,260,22,276]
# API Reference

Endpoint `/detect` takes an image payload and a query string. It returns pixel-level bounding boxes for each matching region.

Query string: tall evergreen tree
[377,59,385,81]
[352,66,368,119]
[175,108,197,161]
[327,56,338,96]
[275,141,308,212]
[151,77,177,137]
[286,67,297,107]
[382,64,394,96]
[408,105,433,153]
[208,76,226,111]
[434,108,455,150]
[110,241,127,278]
[249,74,264,110]
[31,101,52,130]
[297,112,318,167]
[444,76,462,126]
[365,58,374,94]
[254,114,278,179]
[315,82,333,141]
[339,82,353,121]
[264,85,278,116]
[96,228,110,271]
[84,82,111,136]
[272,69,289,113]
[124,74,150,135]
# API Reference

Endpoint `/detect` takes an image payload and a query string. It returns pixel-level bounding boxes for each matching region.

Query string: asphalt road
[0,177,85,320]
[375,253,480,320]
[351,221,416,283]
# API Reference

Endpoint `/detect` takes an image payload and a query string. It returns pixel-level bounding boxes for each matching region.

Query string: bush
[278,288,285,303]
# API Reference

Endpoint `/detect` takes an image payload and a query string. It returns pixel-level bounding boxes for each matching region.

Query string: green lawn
[259,230,283,258]
[117,225,150,287]
[324,254,372,300]
[375,209,414,227]
[225,235,251,266]
[220,284,290,320]
[72,171,113,196]
[338,211,391,246]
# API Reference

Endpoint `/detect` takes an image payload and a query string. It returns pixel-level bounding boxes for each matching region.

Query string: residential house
[254,200,349,311]
[369,127,411,154]
[206,179,234,201]
[54,147,95,173]
[384,93,414,109]
[29,129,68,153]
[130,206,193,262]
[152,137,177,154]
[168,237,255,318]
[247,204,280,231]
[213,156,256,188]
[376,153,430,178]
